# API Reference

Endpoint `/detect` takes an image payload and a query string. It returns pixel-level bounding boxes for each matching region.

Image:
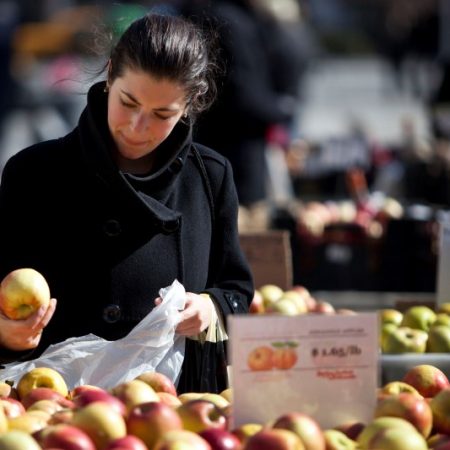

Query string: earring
[104,84,109,93]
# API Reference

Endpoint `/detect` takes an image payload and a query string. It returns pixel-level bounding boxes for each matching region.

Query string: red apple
[333,421,365,441]
[0,397,26,418]
[0,268,51,320]
[34,423,96,450]
[134,371,177,397]
[21,387,74,410]
[153,429,212,450]
[374,392,433,438]
[272,411,326,450]
[402,365,450,398]
[311,300,335,315]
[249,290,264,314]
[244,428,304,450]
[126,401,183,449]
[104,435,148,450]
[71,402,127,450]
[70,385,104,399]
[199,428,241,450]
[177,399,227,433]
[48,408,74,425]
[378,381,423,399]
[72,387,126,417]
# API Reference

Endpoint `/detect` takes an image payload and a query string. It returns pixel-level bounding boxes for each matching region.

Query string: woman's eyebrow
[120,89,180,112]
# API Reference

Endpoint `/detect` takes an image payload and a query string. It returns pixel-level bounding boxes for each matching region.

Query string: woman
[0,13,253,393]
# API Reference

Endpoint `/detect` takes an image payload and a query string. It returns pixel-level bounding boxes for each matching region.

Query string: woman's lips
[119,131,149,147]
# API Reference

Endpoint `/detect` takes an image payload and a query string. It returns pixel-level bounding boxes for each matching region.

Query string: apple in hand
[17,367,69,400]
[374,392,433,437]
[427,325,450,353]
[382,327,428,354]
[244,428,304,450]
[402,364,450,398]
[272,411,326,450]
[177,399,227,433]
[71,402,127,450]
[199,428,241,450]
[126,401,183,449]
[0,430,42,450]
[104,435,148,450]
[135,371,177,396]
[401,305,436,332]
[34,423,96,450]
[323,429,357,449]
[153,429,212,450]
[0,268,50,320]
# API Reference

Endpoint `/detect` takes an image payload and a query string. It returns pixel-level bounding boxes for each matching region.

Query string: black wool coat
[0,82,254,393]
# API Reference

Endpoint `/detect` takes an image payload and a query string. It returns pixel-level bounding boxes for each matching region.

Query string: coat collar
[77,81,192,224]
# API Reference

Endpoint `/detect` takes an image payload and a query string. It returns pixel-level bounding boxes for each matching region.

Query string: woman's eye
[120,99,135,108]
[155,114,172,121]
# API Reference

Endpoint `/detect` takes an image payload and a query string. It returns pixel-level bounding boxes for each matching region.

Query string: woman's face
[107,68,188,172]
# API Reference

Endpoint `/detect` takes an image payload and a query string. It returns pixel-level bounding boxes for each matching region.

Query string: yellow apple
[219,387,232,403]
[7,411,48,434]
[109,379,159,412]
[17,367,69,400]
[177,392,204,404]
[0,430,42,450]
[71,402,127,449]
[0,268,50,320]
[200,393,230,409]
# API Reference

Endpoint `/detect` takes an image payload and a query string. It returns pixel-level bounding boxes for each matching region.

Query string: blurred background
[0,0,449,294]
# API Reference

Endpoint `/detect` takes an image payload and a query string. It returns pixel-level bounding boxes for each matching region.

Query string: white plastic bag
[1,279,186,390]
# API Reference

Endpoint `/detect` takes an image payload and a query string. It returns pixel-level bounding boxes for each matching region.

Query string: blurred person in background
[0,12,253,393]
[181,0,306,229]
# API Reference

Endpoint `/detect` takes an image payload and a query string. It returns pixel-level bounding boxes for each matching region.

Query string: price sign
[228,313,379,429]
[437,221,450,306]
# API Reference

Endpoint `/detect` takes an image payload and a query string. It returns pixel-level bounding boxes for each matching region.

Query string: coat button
[103,219,121,237]
[103,304,121,323]
[170,157,184,173]
[161,219,180,234]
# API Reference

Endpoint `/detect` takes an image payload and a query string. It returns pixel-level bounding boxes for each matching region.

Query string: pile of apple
[4,363,450,449]
[380,303,450,354]
[296,196,404,240]
[250,283,353,316]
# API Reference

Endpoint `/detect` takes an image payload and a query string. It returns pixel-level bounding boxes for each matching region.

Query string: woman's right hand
[0,298,57,351]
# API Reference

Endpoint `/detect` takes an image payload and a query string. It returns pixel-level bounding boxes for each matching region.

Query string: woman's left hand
[175,292,213,336]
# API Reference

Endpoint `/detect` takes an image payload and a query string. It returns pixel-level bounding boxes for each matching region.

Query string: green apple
[402,364,450,398]
[258,284,283,309]
[430,388,450,434]
[380,323,398,349]
[382,327,428,354]
[432,313,450,328]
[379,309,403,326]
[364,425,428,449]
[357,416,425,449]
[401,306,436,332]
[427,325,450,353]
[324,429,357,449]
[279,291,308,314]
[373,392,433,438]
[267,298,300,315]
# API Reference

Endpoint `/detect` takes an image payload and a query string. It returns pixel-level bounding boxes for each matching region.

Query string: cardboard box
[239,230,292,291]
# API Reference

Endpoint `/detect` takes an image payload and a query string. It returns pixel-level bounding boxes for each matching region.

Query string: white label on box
[228,313,379,429]
[437,222,450,306]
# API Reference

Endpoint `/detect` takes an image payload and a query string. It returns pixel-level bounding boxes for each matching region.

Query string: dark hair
[108,13,219,118]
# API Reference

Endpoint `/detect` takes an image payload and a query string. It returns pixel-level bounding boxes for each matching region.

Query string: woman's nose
[130,113,149,132]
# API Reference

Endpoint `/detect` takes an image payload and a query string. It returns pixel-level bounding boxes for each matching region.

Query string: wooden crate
[239,230,292,291]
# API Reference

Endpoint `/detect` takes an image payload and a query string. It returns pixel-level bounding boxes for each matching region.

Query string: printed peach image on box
[247,341,299,371]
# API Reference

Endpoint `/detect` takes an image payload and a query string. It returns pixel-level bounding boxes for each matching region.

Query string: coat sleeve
[202,157,254,320]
